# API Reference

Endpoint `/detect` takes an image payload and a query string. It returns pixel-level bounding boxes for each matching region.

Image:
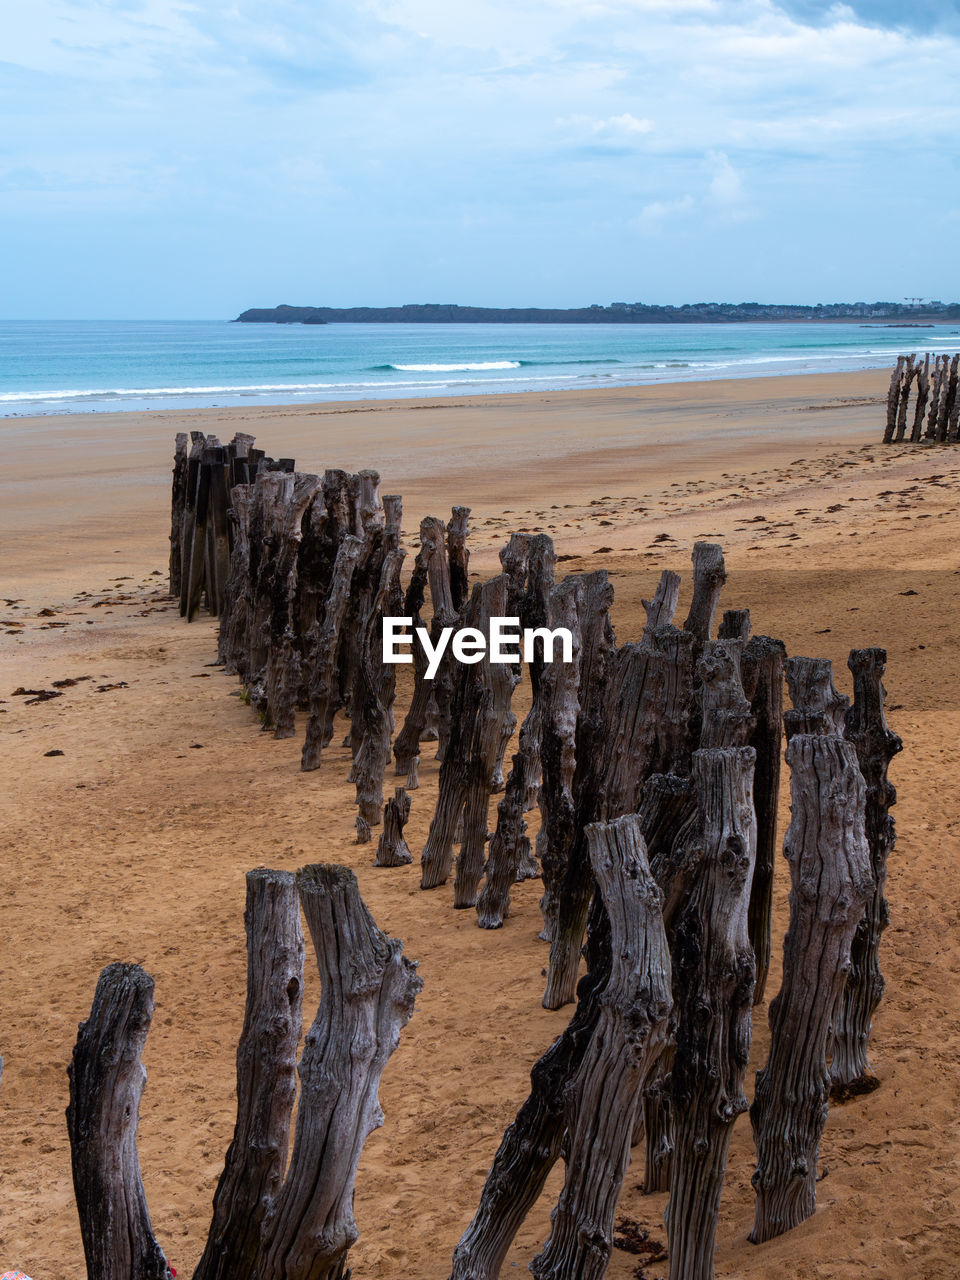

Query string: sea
[1,318,956,416]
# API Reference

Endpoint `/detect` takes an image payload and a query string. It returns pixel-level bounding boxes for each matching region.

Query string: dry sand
[2,368,959,1278]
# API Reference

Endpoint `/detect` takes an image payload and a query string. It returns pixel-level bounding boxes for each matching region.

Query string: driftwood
[194,870,305,1280]
[529,816,672,1280]
[829,648,902,1095]
[749,731,871,1243]
[376,787,413,866]
[665,747,757,1280]
[66,963,173,1280]
[741,635,787,1003]
[258,865,421,1280]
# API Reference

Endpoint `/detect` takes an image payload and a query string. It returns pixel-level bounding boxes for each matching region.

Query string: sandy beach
[2,366,959,1278]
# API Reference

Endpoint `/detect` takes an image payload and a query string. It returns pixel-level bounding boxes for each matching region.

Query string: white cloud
[636,194,696,223]
[706,149,749,216]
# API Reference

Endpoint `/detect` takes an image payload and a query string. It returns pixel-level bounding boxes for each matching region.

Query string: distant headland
[235,301,960,325]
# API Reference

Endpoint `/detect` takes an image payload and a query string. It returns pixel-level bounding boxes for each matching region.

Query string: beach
[2,366,960,1278]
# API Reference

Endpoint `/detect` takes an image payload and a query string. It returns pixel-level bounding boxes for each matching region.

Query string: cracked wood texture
[640,636,750,1194]
[258,865,421,1280]
[169,432,189,596]
[665,747,757,1280]
[420,575,518,903]
[449,888,613,1280]
[66,963,173,1280]
[682,542,726,649]
[749,732,872,1244]
[477,534,556,928]
[194,870,305,1280]
[265,474,323,738]
[393,518,444,776]
[541,571,615,1007]
[301,537,363,772]
[829,647,903,1095]
[530,815,673,1280]
[352,546,405,841]
[740,635,786,1005]
[376,787,413,867]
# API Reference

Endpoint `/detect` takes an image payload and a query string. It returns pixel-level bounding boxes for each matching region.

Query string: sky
[2,0,960,318]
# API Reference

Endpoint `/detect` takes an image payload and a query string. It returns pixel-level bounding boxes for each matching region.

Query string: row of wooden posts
[55,432,901,1280]
[883,351,960,441]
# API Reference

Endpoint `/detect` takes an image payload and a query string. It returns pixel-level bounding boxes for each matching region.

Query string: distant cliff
[235,301,960,325]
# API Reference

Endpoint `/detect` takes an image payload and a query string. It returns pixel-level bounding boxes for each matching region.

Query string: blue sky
[3,0,960,317]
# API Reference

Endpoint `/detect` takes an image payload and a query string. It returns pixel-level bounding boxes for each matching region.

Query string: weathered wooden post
[911,354,930,441]
[476,534,557,927]
[683,542,727,648]
[194,870,305,1280]
[540,572,615,1004]
[393,517,453,776]
[353,547,405,841]
[420,576,517,902]
[829,648,902,1096]
[258,865,422,1280]
[894,354,915,441]
[529,815,672,1280]
[447,505,471,610]
[264,474,322,737]
[169,432,189,596]
[376,787,413,867]
[749,695,872,1242]
[883,356,903,442]
[741,634,786,1003]
[664,747,757,1280]
[66,963,173,1280]
[301,537,363,772]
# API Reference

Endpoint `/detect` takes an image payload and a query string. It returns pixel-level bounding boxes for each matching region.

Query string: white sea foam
[389,361,522,372]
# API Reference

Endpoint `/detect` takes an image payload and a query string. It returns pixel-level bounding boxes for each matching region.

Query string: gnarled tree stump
[530,815,672,1280]
[749,733,871,1243]
[376,787,413,867]
[194,870,305,1280]
[665,747,757,1280]
[829,648,902,1096]
[741,635,786,1004]
[258,865,421,1280]
[66,963,173,1280]
[683,542,727,648]
[301,536,363,771]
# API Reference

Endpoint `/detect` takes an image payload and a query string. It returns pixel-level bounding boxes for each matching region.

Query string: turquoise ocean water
[1,319,956,416]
